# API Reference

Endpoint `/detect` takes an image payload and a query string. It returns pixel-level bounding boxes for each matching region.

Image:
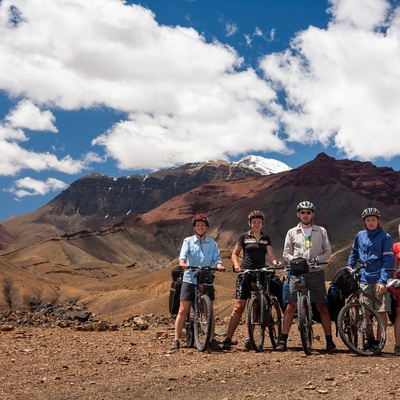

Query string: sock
[280,333,288,342]
[325,335,333,344]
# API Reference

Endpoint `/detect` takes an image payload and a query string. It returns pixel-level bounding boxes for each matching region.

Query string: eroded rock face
[47,161,263,222]
[280,152,400,205]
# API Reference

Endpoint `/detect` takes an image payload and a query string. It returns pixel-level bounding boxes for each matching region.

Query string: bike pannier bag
[290,257,309,276]
[331,267,358,297]
[197,269,214,284]
[169,266,184,315]
[327,282,345,336]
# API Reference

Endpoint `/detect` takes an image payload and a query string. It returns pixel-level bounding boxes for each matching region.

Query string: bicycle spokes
[247,296,265,352]
[338,302,386,356]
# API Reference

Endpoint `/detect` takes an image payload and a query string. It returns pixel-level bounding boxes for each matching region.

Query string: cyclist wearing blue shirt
[169,214,225,351]
[347,207,393,349]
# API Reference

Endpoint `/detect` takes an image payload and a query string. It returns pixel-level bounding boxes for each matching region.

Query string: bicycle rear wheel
[267,296,282,349]
[184,304,195,348]
[337,302,386,356]
[194,294,212,352]
[298,295,313,355]
[247,295,265,352]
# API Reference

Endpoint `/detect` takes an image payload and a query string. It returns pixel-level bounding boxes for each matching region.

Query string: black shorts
[235,271,258,300]
[180,281,215,301]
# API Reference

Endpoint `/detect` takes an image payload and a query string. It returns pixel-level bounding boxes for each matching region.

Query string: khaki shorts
[286,269,328,304]
[360,283,390,312]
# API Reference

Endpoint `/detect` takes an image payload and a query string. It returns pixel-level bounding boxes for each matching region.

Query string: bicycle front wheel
[194,294,212,352]
[337,302,386,356]
[247,295,265,352]
[267,297,282,349]
[184,304,195,348]
[298,295,313,355]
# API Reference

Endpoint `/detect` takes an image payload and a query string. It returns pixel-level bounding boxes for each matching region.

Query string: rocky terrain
[1,315,399,400]
[1,153,400,398]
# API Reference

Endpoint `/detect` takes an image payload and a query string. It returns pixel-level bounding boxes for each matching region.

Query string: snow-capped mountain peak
[236,155,291,175]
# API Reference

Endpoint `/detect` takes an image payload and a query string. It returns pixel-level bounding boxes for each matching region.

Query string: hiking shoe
[275,340,287,352]
[169,339,180,351]
[244,338,254,351]
[326,341,337,354]
[208,339,221,351]
[394,345,400,355]
[222,337,232,350]
[363,339,380,352]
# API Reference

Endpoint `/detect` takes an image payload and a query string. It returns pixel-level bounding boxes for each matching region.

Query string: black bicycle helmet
[192,214,209,227]
[296,201,315,212]
[248,210,265,222]
[361,207,380,219]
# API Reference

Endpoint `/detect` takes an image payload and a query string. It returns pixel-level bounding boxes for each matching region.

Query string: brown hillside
[1,153,400,320]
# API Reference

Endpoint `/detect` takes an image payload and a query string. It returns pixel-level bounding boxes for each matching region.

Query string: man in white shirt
[276,201,336,353]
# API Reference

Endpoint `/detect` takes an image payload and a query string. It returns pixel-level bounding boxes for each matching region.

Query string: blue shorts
[180,281,215,301]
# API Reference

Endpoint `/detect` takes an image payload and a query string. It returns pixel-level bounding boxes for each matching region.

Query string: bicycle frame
[337,261,391,356]
[184,266,215,352]
[289,260,327,355]
[243,267,283,351]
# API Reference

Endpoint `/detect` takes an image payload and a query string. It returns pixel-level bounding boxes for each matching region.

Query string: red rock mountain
[1,153,400,321]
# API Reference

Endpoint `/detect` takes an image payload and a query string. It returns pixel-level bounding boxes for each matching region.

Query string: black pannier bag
[331,267,358,297]
[290,257,309,276]
[169,266,184,315]
[270,274,284,309]
[196,268,214,284]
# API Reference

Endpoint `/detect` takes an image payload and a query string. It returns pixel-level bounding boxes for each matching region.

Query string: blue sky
[1,0,400,222]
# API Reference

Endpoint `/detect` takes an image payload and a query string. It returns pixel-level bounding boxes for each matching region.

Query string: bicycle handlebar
[347,260,395,276]
[239,266,285,275]
[187,266,218,272]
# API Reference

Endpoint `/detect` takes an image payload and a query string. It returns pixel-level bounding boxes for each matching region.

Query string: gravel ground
[1,320,400,400]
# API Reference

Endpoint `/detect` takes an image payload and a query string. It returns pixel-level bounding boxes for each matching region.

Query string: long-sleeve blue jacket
[347,227,393,284]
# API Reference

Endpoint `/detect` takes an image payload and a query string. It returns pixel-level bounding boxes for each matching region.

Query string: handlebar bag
[197,269,214,284]
[290,258,309,276]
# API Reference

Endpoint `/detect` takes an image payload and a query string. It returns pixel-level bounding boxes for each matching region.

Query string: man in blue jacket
[347,207,393,350]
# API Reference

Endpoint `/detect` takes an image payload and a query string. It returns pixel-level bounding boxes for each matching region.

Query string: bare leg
[395,308,400,345]
[281,302,297,335]
[225,299,246,339]
[174,300,191,340]
[317,303,332,336]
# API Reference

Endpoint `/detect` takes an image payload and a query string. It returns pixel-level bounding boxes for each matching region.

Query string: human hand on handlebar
[232,264,241,273]
[217,264,225,272]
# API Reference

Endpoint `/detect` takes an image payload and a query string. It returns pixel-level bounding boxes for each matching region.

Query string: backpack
[331,267,358,297]
[168,266,184,315]
[327,282,345,336]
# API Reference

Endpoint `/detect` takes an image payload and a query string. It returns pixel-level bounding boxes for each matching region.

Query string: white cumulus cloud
[9,177,68,198]
[260,0,400,161]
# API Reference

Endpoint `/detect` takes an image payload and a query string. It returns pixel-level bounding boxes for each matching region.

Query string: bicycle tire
[247,295,266,352]
[337,301,386,356]
[194,294,212,352]
[184,305,195,348]
[298,295,313,355]
[267,296,282,349]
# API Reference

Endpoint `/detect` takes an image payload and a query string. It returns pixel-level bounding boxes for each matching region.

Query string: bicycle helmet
[248,210,265,222]
[296,201,315,212]
[361,207,380,219]
[192,214,209,227]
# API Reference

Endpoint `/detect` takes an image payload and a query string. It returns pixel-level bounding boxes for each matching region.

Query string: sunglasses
[299,210,313,215]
